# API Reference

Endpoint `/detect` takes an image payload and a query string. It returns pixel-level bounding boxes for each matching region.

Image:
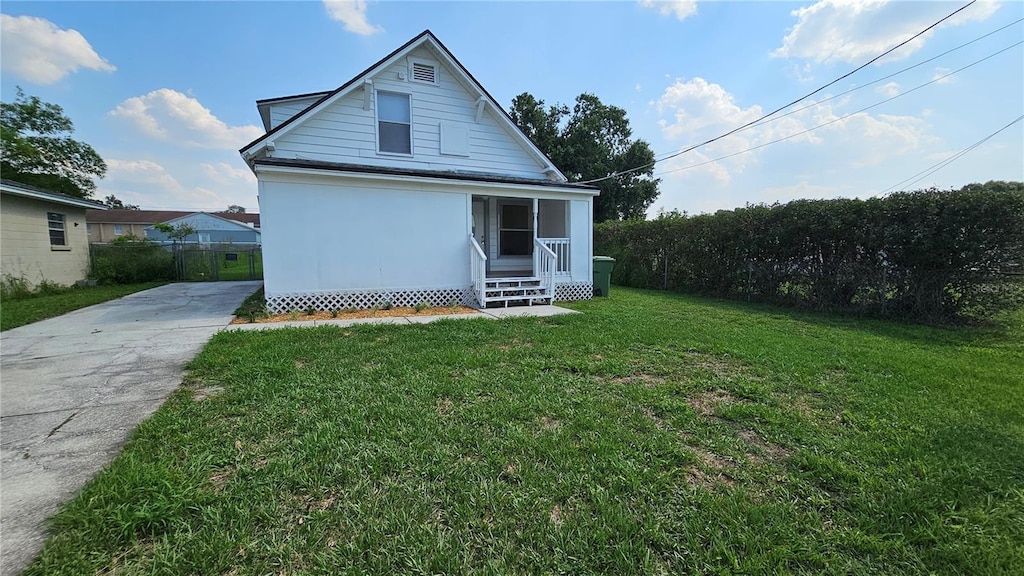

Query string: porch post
[532,197,539,241]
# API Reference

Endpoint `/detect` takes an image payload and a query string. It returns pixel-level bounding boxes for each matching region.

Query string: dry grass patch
[190,385,224,402]
[687,389,743,417]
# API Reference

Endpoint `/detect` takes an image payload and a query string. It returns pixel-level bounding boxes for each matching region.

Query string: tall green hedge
[594,182,1024,323]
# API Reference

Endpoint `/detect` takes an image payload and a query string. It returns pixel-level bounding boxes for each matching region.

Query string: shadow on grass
[582,286,1022,350]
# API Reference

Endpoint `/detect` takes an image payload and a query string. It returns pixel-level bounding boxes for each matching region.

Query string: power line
[649,41,1022,178]
[578,0,981,185]
[880,115,1024,194]
[707,17,1023,148]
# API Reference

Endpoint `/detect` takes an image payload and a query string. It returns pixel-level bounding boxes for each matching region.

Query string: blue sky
[1,1,1021,215]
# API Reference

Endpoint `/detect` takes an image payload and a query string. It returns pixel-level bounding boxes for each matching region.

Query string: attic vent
[412,62,436,84]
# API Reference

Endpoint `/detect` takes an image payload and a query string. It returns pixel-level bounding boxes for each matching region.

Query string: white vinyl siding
[271,46,549,179]
[267,96,323,130]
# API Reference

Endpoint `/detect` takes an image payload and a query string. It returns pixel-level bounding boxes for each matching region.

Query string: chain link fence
[90,243,262,283]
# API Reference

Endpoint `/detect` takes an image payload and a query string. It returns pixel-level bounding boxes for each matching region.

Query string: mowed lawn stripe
[24,288,1024,575]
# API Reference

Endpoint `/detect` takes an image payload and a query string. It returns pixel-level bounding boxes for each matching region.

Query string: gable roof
[239,30,567,182]
[145,211,262,232]
[0,179,108,210]
[86,209,260,227]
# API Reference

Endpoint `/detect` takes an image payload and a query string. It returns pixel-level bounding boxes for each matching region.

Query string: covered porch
[469,195,582,307]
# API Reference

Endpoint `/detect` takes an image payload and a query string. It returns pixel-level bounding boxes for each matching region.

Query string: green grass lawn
[25,289,1024,574]
[0,282,166,331]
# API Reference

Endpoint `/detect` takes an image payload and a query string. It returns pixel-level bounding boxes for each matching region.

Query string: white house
[239,30,598,313]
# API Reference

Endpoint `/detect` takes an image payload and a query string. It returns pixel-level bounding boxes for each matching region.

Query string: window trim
[47,212,67,248]
[408,57,439,86]
[375,90,413,156]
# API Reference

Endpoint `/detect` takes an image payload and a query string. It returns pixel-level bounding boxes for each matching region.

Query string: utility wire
[649,41,1022,178]
[661,16,1023,158]
[881,115,1024,194]
[578,0,980,185]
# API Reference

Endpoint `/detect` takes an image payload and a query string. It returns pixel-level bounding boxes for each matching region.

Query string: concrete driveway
[0,281,261,575]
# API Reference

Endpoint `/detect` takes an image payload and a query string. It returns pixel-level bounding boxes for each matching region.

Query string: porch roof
[253,157,600,194]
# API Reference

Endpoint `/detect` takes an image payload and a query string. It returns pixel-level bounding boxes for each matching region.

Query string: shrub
[0,274,34,300]
[90,240,175,285]
[595,182,1024,323]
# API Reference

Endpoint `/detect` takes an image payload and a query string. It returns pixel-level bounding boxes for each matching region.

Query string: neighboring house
[86,210,260,243]
[239,30,598,312]
[0,179,107,287]
[143,212,262,245]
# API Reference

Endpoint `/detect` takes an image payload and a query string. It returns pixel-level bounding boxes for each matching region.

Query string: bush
[595,182,1024,323]
[90,240,175,285]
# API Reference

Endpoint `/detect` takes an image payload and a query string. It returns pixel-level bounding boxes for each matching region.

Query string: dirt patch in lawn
[232,305,478,324]
[687,389,743,417]
[686,446,737,489]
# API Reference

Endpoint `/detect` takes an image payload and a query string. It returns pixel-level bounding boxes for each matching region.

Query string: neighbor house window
[47,212,66,247]
[114,224,123,236]
[499,203,532,256]
[377,91,411,154]
[87,223,93,236]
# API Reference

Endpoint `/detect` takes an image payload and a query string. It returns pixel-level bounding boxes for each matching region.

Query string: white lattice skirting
[265,282,593,314]
[554,282,593,302]
[265,287,474,315]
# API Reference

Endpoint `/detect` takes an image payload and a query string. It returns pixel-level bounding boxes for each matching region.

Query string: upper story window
[47,212,66,247]
[377,91,412,155]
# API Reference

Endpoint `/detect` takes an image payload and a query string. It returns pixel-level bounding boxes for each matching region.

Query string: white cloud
[201,162,257,185]
[653,76,933,187]
[875,81,900,97]
[640,0,699,22]
[101,158,243,211]
[932,67,953,84]
[773,0,1000,65]
[323,0,384,35]
[0,15,115,84]
[756,181,842,204]
[635,83,643,93]
[109,89,263,149]
[655,77,817,178]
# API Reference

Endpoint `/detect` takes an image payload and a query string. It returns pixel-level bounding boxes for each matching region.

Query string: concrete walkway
[0,281,260,576]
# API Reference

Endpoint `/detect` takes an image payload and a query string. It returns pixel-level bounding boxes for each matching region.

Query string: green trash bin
[593,256,616,297]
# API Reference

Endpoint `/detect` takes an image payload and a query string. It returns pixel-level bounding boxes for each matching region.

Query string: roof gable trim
[239,31,567,182]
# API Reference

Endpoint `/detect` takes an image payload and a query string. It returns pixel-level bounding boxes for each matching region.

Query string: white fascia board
[254,164,599,198]
[0,185,108,210]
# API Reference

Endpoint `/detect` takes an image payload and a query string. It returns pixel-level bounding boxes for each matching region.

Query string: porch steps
[483,277,551,307]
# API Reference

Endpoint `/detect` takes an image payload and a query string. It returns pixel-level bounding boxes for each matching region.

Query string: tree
[510,92,659,221]
[153,222,196,244]
[104,194,140,210]
[1,87,106,198]
[224,205,246,213]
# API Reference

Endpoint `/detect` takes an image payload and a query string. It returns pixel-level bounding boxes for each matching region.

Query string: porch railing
[533,238,557,300]
[469,235,487,307]
[539,238,570,276]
